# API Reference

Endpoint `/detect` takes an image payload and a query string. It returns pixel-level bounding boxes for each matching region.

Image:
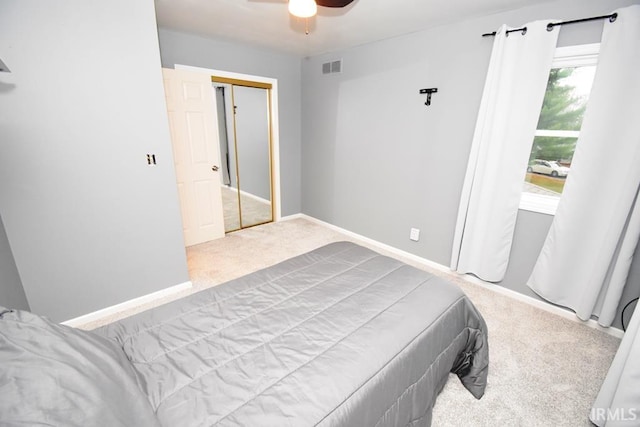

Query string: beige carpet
[79,218,620,426]
[221,186,272,232]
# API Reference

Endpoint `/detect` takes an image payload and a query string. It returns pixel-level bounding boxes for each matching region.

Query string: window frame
[519,43,600,216]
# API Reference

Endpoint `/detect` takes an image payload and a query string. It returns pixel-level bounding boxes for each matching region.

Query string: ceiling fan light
[288,0,317,18]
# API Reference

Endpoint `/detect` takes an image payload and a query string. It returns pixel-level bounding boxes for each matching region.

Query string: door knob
[212,165,219,172]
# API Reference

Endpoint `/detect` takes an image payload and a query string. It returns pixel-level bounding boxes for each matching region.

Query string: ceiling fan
[288,0,356,18]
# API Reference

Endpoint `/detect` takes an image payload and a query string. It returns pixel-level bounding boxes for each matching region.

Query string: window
[520,44,599,215]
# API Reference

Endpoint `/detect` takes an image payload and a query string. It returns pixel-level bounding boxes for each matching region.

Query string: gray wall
[0,0,189,322]
[301,0,640,329]
[157,29,302,216]
[0,215,29,311]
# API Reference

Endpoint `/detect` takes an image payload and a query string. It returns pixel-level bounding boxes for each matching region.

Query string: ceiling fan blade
[316,0,355,7]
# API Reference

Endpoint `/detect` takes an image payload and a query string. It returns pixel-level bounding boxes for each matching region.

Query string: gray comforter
[96,241,489,426]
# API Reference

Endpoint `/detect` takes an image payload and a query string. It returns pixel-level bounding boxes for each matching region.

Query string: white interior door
[162,68,225,246]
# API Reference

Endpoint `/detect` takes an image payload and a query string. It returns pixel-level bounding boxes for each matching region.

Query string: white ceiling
[154,0,555,56]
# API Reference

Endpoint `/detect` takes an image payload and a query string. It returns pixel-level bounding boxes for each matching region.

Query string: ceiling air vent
[322,59,342,75]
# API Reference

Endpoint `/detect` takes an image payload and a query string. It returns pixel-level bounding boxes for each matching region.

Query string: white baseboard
[63,214,625,339]
[61,281,193,328]
[240,189,270,205]
[280,213,305,222]
[287,214,624,339]
[224,185,271,205]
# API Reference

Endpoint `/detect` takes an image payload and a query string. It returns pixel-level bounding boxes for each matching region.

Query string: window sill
[519,192,559,216]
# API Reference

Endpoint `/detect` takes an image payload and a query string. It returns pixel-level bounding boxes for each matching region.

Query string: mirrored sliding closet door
[213,77,274,233]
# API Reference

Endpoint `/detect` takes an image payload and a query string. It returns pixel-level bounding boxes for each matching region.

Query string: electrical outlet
[410,228,420,242]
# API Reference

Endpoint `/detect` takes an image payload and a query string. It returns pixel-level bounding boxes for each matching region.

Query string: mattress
[96,241,489,426]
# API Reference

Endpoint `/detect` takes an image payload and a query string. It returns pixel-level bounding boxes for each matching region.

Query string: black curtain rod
[481,12,618,37]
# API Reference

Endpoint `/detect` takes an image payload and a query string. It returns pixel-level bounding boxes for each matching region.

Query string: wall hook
[419,88,438,106]
[0,57,10,73]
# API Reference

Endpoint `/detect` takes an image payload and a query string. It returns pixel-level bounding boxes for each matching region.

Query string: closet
[213,77,274,232]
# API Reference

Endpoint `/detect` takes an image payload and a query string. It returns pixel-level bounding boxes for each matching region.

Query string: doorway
[175,64,282,228]
[212,77,274,233]
[162,67,226,246]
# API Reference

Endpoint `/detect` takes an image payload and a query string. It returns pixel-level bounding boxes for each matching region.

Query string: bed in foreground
[0,241,488,426]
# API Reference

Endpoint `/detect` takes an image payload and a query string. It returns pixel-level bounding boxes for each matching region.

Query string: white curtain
[451,21,559,282]
[591,301,640,426]
[527,5,640,327]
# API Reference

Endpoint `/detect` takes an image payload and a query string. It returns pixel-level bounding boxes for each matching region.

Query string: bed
[0,241,488,426]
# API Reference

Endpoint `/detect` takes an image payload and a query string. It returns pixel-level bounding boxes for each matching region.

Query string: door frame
[175,64,282,222]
